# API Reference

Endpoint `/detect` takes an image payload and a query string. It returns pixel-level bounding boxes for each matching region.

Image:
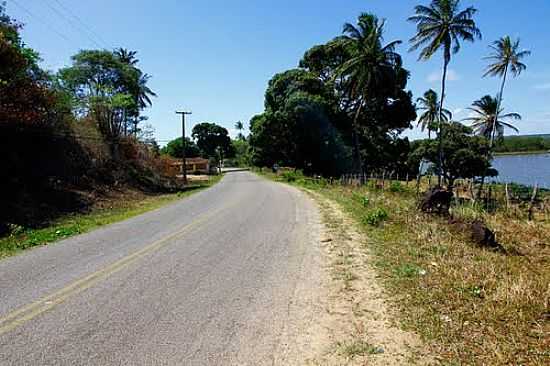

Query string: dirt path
[300,191,429,365]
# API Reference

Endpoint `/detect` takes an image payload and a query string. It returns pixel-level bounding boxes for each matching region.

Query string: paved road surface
[0,172,322,365]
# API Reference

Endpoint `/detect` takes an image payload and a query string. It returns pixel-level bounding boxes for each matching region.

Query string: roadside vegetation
[0,4,236,245]
[247,5,546,362]
[259,169,549,365]
[0,176,220,259]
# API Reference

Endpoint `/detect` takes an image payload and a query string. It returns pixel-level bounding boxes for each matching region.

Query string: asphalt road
[0,172,323,365]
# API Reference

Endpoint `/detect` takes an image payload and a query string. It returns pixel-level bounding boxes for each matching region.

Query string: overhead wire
[7,0,74,45]
[48,0,110,49]
[41,0,105,49]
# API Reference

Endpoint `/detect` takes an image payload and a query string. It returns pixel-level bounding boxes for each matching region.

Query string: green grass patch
[0,176,221,259]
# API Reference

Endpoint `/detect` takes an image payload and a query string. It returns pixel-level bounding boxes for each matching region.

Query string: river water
[492,153,550,188]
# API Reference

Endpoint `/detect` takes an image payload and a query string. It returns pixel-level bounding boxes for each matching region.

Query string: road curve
[0,172,323,365]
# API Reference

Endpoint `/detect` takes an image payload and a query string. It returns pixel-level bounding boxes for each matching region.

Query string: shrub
[352,192,370,207]
[281,171,303,182]
[390,181,405,192]
[362,208,389,226]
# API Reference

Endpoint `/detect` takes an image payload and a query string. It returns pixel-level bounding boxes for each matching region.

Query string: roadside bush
[390,181,405,192]
[281,171,301,182]
[362,208,389,226]
[353,192,371,207]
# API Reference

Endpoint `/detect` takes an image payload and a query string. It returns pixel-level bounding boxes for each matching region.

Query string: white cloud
[427,69,461,83]
[452,108,464,116]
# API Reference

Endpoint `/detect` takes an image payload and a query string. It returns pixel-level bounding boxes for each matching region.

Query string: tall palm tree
[464,95,520,142]
[483,36,530,146]
[408,0,481,186]
[114,48,139,66]
[234,121,245,140]
[335,13,402,173]
[417,89,452,139]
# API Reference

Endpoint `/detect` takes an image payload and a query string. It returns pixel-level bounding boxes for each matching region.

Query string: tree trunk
[351,102,364,175]
[437,52,450,188]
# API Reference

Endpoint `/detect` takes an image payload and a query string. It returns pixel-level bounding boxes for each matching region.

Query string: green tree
[231,139,252,167]
[0,2,54,127]
[408,0,481,185]
[59,49,156,155]
[410,122,493,192]
[335,13,403,172]
[161,137,200,158]
[464,95,521,140]
[249,69,351,176]
[483,36,530,146]
[416,89,451,139]
[191,122,233,159]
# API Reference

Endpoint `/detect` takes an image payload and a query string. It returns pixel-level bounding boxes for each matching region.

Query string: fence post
[505,183,510,212]
[528,184,538,221]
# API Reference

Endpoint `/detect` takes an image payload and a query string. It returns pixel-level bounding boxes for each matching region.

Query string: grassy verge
[257,169,549,365]
[0,175,222,259]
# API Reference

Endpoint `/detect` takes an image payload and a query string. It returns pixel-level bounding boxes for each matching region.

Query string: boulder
[419,188,454,215]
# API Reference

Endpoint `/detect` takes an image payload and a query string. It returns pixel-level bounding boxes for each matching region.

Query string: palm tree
[136,73,157,109]
[464,95,520,197]
[483,36,530,146]
[335,13,403,173]
[464,95,520,141]
[114,48,139,66]
[417,89,452,139]
[408,0,481,186]
[235,121,245,140]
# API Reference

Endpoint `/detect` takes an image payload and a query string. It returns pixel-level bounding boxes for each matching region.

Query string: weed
[335,340,381,358]
[394,263,423,278]
[362,208,388,226]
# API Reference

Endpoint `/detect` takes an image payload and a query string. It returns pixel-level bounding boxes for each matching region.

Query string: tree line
[247,0,531,194]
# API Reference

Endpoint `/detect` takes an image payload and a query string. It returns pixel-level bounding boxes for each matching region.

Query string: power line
[42,0,105,49]
[7,0,74,45]
[50,0,110,48]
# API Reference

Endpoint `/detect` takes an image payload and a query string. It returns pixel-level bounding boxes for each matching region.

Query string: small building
[172,157,210,175]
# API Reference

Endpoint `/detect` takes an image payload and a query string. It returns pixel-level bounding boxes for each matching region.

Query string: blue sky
[7,0,550,143]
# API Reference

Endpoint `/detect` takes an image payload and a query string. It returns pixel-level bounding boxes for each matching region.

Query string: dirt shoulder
[302,190,429,365]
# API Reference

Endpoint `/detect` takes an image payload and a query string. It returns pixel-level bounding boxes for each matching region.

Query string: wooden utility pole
[176,110,192,185]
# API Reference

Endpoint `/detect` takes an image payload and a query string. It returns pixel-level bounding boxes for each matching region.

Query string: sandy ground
[296,190,430,365]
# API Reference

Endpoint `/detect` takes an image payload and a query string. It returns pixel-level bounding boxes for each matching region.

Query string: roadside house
[172,157,210,175]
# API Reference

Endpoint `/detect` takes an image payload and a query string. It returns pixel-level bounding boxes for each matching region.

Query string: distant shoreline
[494,150,550,157]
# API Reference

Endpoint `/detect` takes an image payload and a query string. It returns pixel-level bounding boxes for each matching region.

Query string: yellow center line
[0,203,232,336]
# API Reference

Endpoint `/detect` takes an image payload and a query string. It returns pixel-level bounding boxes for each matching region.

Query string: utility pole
[176,110,192,185]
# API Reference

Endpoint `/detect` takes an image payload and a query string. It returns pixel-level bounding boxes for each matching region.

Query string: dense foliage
[0,4,164,233]
[191,122,234,160]
[160,137,200,158]
[409,122,493,189]
[249,13,417,177]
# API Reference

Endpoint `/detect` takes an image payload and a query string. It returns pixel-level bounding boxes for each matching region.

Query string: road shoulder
[299,189,430,365]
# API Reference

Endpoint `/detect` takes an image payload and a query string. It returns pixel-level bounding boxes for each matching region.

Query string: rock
[471,220,505,253]
[419,188,453,216]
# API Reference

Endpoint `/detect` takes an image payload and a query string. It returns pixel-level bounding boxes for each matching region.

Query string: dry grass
[256,167,549,365]
[260,170,550,365]
[310,183,550,365]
